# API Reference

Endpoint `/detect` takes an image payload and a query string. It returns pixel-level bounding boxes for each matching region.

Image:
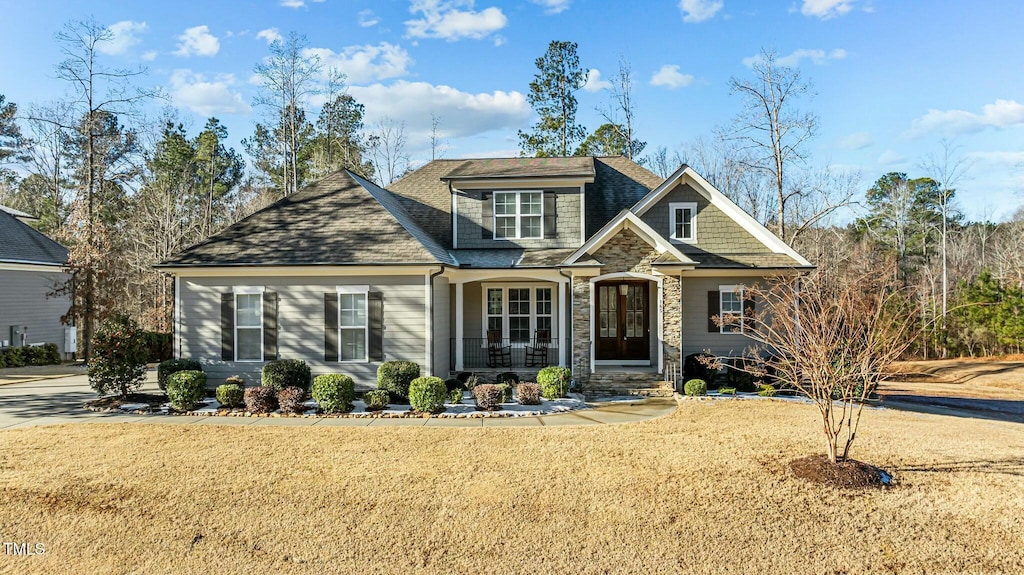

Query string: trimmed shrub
[444,378,466,392]
[718,386,737,395]
[216,384,244,408]
[363,389,389,411]
[262,359,312,392]
[376,361,420,401]
[517,383,541,405]
[277,386,307,414]
[0,344,62,368]
[684,379,707,397]
[757,384,777,397]
[167,370,206,411]
[157,358,203,391]
[537,366,571,399]
[312,374,355,414]
[684,353,719,386]
[409,376,447,414]
[496,372,519,385]
[225,375,245,386]
[473,384,503,411]
[87,313,149,398]
[244,387,277,413]
[448,388,463,404]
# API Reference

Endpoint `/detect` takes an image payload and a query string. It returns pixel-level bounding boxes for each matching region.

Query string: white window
[669,202,697,243]
[719,285,745,334]
[494,191,543,240]
[481,285,556,344]
[337,286,369,362]
[234,289,263,362]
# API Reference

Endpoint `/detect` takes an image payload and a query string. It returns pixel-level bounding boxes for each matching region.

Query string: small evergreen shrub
[448,388,463,404]
[496,383,513,403]
[376,361,420,400]
[516,383,541,405]
[225,375,245,386]
[718,387,737,395]
[261,359,312,391]
[87,313,149,398]
[537,366,571,399]
[216,384,244,408]
[157,358,203,391]
[277,386,307,414]
[39,343,61,365]
[312,374,355,414]
[363,389,389,411]
[683,379,707,397]
[464,374,480,390]
[757,384,778,397]
[473,384,503,411]
[496,372,519,385]
[684,353,719,386]
[244,387,277,413]
[409,376,447,414]
[167,370,206,411]
[445,378,466,392]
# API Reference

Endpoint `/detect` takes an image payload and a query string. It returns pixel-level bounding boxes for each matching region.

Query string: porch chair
[487,329,512,368]
[524,329,551,367]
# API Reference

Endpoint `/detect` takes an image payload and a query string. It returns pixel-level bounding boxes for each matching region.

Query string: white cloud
[280,0,325,7]
[405,0,508,41]
[141,50,158,62]
[169,69,251,115]
[531,0,571,14]
[650,65,694,89]
[877,150,907,166]
[358,9,380,27]
[905,99,1024,138]
[174,25,220,57]
[349,81,530,147]
[967,151,1024,167]
[837,131,872,150]
[582,69,612,92]
[743,48,846,68]
[800,0,855,19]
[97,21,147,56]
[678,0,723,23]
[256,28,283,44]
[303,42,413,85]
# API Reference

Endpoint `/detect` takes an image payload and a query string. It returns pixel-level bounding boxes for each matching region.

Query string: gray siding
[454,187,582,249]
[431,276,449,379]
[680,275,764,359]
[0,268,71,355]
[641,183,768,254]
[179,275,426,388]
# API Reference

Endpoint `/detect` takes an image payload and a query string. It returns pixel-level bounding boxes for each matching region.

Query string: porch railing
[450,337,566,371]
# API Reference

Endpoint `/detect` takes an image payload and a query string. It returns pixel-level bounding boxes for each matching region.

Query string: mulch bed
[85,393,167,410]
[790,454,893,489]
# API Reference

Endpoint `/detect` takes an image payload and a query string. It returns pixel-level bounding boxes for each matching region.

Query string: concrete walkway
[0,371,677,430]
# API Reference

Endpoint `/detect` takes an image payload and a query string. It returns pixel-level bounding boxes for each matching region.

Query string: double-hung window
[235,289,264,361]
[719,285,744,334]
[483,285,555,344]
[494,191,543,239]
[337,286,368,361]
[669,202,697,243]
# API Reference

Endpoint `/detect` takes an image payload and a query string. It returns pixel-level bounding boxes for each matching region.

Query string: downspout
[427,265,447,376]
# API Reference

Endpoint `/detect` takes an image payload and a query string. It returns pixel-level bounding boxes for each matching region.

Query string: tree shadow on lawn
[895,458,1024,477]
[0,383,103,420]
[881,394,1024,424]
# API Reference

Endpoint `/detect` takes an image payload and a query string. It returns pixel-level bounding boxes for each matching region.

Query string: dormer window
[669,202,697,243]
[494,191,543,240]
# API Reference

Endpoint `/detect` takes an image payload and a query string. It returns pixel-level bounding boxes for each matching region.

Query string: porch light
[619,284,629,296]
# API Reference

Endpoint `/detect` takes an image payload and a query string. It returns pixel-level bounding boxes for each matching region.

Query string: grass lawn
[1,400,1023,574]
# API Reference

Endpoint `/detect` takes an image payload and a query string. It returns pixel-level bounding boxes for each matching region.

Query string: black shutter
[368,292,384,361]
[543,191,557,239]
[324,293,339,362]
[220,293,234,361]
[743,293,756,332]
[263,292,278,361]
[480,191,493,239]
[707,290,720,333]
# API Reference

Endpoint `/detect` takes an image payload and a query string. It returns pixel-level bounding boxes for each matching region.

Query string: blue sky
[2,0,1023,221]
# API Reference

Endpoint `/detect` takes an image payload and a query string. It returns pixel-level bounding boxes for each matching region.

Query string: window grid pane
[535,288,552,315]
[339,293,366,327]
[236,294,261,327]
[495,216,517,239]
[340,328,366,361]
[494,193,516,215]
[675,209,685,239]
[521,216,542,238]
[520,193,542,215]
[236,328,261,360]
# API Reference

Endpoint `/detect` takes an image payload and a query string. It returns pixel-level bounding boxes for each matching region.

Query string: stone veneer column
[571,275,593,387]
[661,275,682,370]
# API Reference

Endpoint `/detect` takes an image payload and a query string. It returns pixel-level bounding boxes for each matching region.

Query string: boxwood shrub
[167,370,206,411]
[376,361,420,401]
[684,378,707,397]
[409,376,447,414]
[363,389,389,411]
[516,383,541,405]
[448,388,463,404]
[261,359,312,391]
[472,384,503,411]
[537,366,571,399]
[0,343,61,369]
[311,374,355,414]
[215,383,244,408]
[244,386,277,413]
[157,358,203,391]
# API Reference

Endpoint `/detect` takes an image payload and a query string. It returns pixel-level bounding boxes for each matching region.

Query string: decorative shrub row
[0,343,61,368]
[472,384,503,411]
[158,358,202,391]
[409,376,447,413]
[277,386,307,414]
[167,370,206,411]
[244,387,277,413]
[312,374,355,414]
[216,384,244,408]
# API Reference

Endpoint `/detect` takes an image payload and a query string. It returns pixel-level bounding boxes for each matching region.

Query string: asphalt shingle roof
[441,157,596,180]
[451,248,577,268]
[0,208,68,266]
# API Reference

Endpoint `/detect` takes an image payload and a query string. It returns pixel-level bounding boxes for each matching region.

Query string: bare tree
[598,58,644,160]
[367,117,408,186]
[429,113,446,161]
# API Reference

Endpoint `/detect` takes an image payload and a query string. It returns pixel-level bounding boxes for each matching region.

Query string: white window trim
[336,285,369,363]
[719,284,745,334]
[234,291,264,362]
[669,202,697,244]
[480,283,556,346]
[493,191,544,240]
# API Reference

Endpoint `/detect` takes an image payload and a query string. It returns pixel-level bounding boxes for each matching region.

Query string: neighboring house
[0,207,72,355]
[158,157,812,394]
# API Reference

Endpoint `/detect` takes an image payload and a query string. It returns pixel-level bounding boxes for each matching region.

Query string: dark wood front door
[594,281,650,361]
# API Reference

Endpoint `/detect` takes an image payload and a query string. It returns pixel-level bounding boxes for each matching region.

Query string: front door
[594,281,650,361]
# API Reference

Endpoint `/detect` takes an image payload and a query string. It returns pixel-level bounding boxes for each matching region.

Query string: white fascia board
[561,211,696,266]
[163,265,440,277]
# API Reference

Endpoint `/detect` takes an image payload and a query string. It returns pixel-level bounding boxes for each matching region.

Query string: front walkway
[0,371,677,430]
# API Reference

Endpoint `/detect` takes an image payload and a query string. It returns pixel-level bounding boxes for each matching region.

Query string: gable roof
[0,208,68,266]
[561,209,697,267]
[159,170,455,268]
[1,204,37,221]
[441,157,595,180]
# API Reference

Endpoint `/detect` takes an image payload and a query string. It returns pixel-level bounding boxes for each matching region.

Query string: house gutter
[426,265,448,376]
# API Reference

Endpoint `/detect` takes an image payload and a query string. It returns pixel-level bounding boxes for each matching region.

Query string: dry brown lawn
[1,401,1023,574]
